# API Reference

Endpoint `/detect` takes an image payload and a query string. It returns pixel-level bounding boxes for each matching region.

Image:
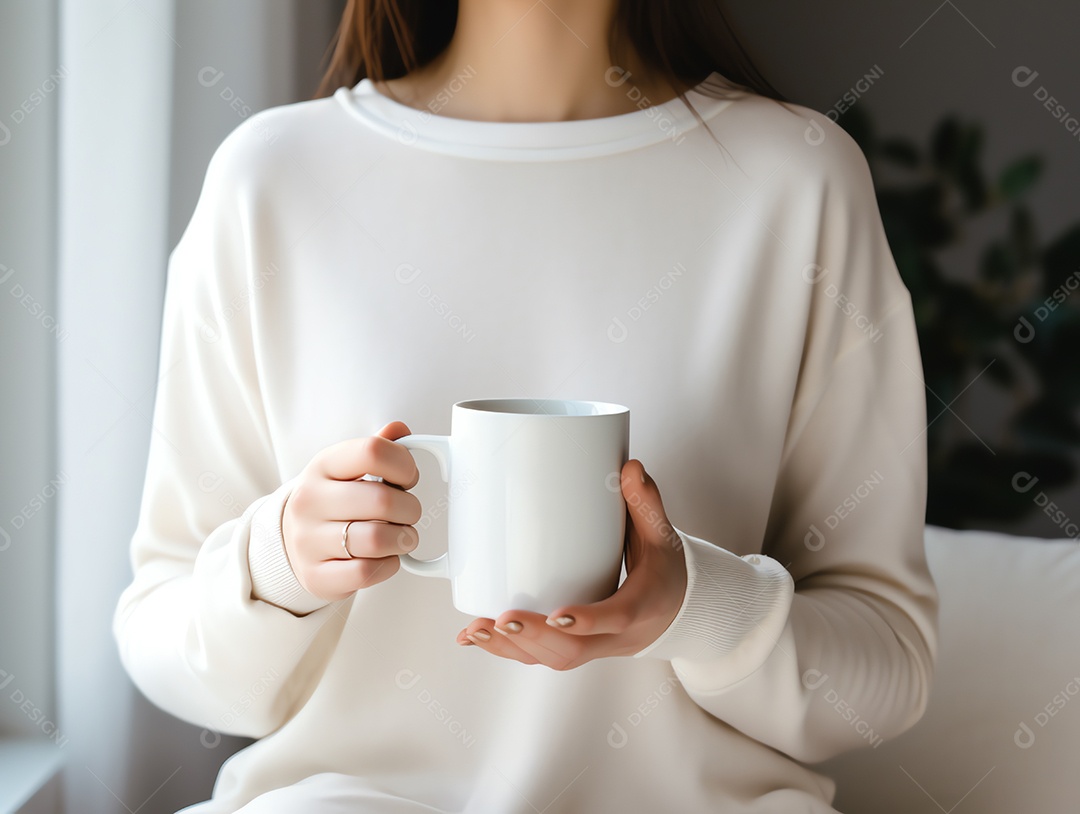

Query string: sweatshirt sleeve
[113,124,348,738]
[632,120,938,764]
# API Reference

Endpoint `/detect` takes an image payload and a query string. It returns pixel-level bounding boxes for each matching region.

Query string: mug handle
[394,434,452,579]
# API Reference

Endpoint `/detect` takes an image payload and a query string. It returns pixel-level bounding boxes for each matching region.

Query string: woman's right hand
[281,421,422,602]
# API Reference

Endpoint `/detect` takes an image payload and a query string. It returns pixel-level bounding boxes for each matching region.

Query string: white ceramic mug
[395,398,630,618]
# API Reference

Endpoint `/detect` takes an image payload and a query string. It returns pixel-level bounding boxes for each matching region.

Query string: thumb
[620,459,679,552]
[376,420,413,442]
[368,422,416,490]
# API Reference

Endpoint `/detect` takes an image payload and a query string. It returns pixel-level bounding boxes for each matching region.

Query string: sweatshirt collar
[334,71,744,161]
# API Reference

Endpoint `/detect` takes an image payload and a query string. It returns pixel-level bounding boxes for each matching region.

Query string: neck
[376,0,684,122]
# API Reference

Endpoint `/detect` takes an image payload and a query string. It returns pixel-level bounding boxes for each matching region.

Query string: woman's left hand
[455,459,687,670]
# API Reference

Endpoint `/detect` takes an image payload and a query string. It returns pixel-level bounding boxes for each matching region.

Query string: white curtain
[53,2,340,811]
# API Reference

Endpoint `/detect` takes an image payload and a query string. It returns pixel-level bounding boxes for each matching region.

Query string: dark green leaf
[938,283,1002,345]
[982,354,1016,388]
[931,116,962,171]
[878,185,953,248]
[1011,450,1076,489]
[837,104,874,154]
[1010,206,1038,268]
[998,155,1044,199]
[957,161,988,211]
[1014,397,1080,448]
[854,111,1080,530]
[926,445,1062,526]
[980,241,1015,283]
[1041,224,1080,298]
[957,124,984,173]
[1038,312,1080,406]
[879,137,920,168]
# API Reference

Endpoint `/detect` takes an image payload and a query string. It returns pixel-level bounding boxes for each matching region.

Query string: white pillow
[819,524,1080,813]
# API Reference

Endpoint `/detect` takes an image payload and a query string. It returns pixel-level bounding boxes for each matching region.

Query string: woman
[115,1,938,811]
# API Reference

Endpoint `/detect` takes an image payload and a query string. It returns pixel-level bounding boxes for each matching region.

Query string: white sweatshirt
[114,72,937,814]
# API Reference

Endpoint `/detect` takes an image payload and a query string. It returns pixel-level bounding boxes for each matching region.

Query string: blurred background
[0,0,1077,811]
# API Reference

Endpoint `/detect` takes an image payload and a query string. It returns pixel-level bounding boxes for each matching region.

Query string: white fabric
[822,525,1080,812]
[115,72,936,812]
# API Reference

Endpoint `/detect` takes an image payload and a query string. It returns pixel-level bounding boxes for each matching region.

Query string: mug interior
[456,398,627,417]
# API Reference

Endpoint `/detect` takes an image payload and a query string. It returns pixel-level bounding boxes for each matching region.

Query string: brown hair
[313,0,787,108]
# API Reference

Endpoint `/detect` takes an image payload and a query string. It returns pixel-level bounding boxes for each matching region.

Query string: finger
[620,459,679,551]
[290,478,423,527]
[314,432,420,488]
[375,421,412,441]
[542,575,647,637]
[304,555,401,600]
[492,611,630,667]
[457,619,540,665]
[341,520,418,559]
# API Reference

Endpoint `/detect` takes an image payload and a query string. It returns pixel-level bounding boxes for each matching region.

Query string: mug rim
[454,398,629,417]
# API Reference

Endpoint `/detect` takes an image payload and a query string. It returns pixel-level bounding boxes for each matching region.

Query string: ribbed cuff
[633,527,793,669]
[247,476,331,616]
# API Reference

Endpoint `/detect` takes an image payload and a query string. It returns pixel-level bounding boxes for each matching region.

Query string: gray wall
[0,0,60,746]
[729,0,1080,539]
[167,0,345,249]
[732,1,1077,236]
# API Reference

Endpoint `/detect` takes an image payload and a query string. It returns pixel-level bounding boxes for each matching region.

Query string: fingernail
[640,467,648,484]
[459,638,473,646]
[546,615,575,628]
[469,629,491,642]
[496,621,523,634]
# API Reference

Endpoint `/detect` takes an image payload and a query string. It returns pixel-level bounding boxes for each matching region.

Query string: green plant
[838,105,1080,529]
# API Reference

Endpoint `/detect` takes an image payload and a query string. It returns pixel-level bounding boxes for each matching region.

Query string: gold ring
[342,520,357,559]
